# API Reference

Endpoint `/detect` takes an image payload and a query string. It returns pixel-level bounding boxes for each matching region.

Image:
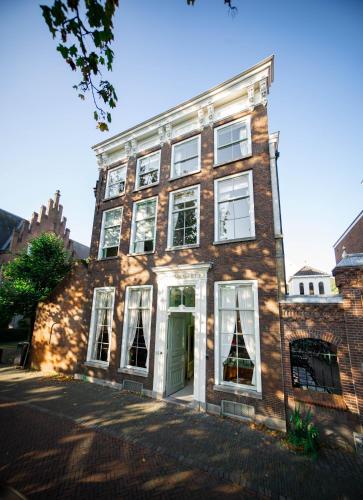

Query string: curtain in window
[237,286,256,385]
[127,290,141,351]
[220,287,236,364]
[141,289,151,352]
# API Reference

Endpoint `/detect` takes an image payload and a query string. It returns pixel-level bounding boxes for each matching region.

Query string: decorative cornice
[92,55,274,159]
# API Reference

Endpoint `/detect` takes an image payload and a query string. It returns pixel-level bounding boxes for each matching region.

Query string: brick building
[31,57,363,447]
[333,210,363,263]
[0,190,89,269]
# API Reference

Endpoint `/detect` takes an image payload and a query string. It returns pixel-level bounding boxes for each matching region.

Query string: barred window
[290,339,342,394]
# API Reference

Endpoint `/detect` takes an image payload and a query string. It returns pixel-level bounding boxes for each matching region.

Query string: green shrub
[287,405,319,456]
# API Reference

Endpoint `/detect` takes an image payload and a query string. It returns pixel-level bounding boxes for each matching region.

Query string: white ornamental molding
[158,125,165,146]
[247,84,255,109]
[198,108,205,130]
[165,122,172,143]
[96,153,109,171]
[259,78,268,106]
[131,138,138,157]
[124,141,131,159]
[207,104,214,126]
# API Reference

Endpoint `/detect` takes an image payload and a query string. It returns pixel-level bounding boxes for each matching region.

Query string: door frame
[152,263,211,406]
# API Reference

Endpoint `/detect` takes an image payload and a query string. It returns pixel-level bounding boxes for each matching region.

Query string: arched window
[318,282,325,295]
[299,282,304,295]
[290,339,341,394]
[309,282,314,295]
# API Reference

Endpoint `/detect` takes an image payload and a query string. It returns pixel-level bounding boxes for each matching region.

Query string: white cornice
[92,56,274,162]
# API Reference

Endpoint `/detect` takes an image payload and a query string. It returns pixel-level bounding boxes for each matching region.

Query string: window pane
[234,217,251,239]
[104,209,122,228]
[217,121,250,163]
[103,226,120,247]
[169,287,182,307]
[183,286,195,307]
[138,153,160,187]
[106,167,126,197]
[173,137,199,177]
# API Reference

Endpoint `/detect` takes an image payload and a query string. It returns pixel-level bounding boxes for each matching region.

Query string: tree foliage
[0,233,72,324]
[41,0,119,132]
[41,0,236,132]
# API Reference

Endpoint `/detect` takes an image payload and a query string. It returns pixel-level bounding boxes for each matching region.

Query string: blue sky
[0,0,362,277]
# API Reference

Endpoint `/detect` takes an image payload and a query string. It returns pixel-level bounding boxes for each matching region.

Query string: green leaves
[41,0,119,132]
[0,233,72,320]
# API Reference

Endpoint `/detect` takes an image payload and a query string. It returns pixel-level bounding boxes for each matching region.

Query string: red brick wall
[334,212,363,263]
[280,295,362,447]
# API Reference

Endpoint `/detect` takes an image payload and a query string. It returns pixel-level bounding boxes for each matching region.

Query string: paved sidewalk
[0,367,362,499]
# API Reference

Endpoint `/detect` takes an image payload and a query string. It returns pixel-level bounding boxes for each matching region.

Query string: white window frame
[104,164,127,200]
[167,184,200,250]
[98,206,123,260]
[135,150,161,191]
[86,287,115,368]
[170,134,201,179]
[120,285,153,375]
[214,115,252,166]
[214,170,255,243]
[129,196,158,255]
[214,280,261,393]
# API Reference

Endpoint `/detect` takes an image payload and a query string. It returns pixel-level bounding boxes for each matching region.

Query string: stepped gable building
[333,210,363,264]
[288,265,333,296]
[0,191,89,268]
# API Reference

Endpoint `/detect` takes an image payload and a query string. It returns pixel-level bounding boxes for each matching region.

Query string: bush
[287,405,319,456]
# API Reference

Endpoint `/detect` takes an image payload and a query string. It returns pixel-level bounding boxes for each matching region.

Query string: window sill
[292,388,347,410]
[84,361,109,370]
[214,153,252,168]
[213,384,262,400]
[117,367,149,378]
[127,251,155,257]
[133,182,159,192]
[103,193,125,202]
[166,244,200,252]
[213,236,255,245]
[169,169,201,182]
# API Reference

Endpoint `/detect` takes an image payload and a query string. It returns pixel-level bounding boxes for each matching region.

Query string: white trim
[98,206,123,260]
[281,295,343,304]
[167,184,200,250]
[268,132,282,236]
[129,196,158,255]
[86,287,116,367]
[214,170,255,243]
[152,263,211,403]
[214,280,261,393]
[170,134,201,179]
[92,56,274,156]
[135,150,161,191]
[104,164,127,200]
[120,285,153,375]
[214,115,252,166]
[333,210,363,248]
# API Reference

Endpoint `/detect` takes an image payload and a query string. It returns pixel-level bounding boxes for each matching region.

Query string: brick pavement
[0,367,362,499]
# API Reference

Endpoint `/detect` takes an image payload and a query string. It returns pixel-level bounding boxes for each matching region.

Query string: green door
[166,313,186,396]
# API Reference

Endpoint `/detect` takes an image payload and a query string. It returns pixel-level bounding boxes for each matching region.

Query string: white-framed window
[105,164,127,199]
[120,286,153,374]
[167,185,200,249]
[214,171,255,242]
[135,151,161,190]
[171,135,201,179]
[129,197,158,254]
[214,280,261,392]
[98,207,123,259]
[87,287,115,366]
[214,116,252,165]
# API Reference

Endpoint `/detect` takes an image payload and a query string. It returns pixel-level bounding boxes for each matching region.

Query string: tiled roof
[71,240,90,260]
[0,208,25,251]
[292,265,329,277]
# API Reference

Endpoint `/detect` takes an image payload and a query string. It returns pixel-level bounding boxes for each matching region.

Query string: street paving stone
[0,367,362,499]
